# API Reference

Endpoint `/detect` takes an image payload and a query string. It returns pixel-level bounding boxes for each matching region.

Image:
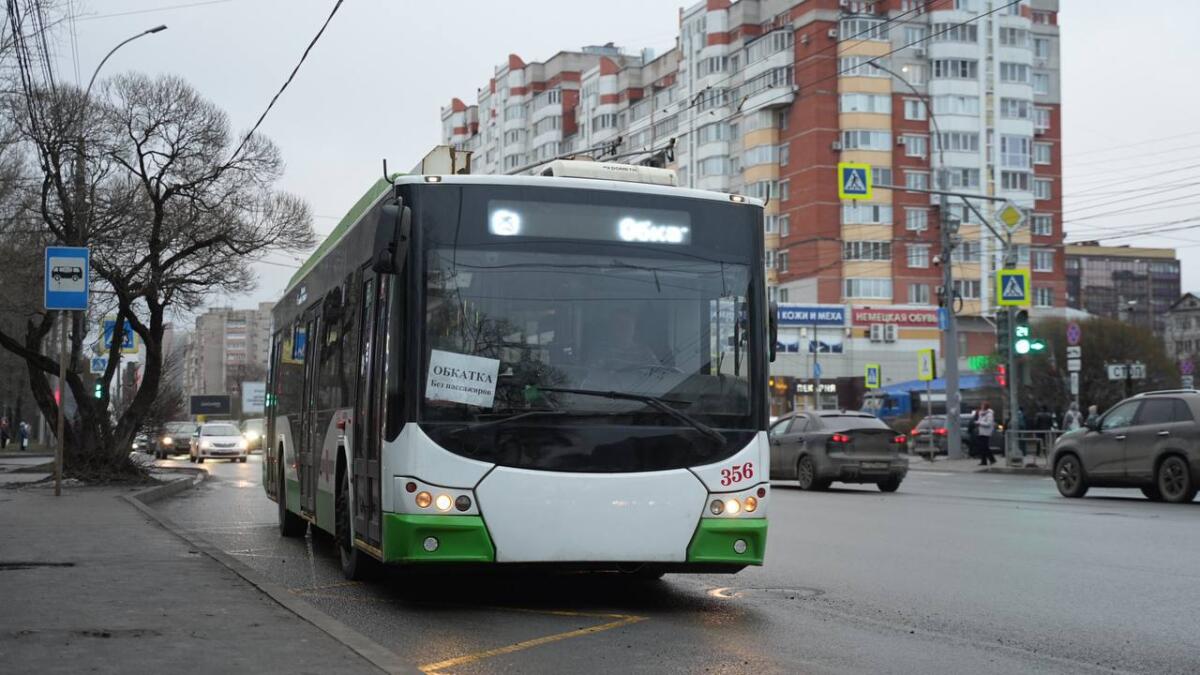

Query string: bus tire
[337,460,374,581]
[278,447,307,538]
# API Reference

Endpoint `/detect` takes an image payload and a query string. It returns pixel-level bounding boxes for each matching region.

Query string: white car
[189,422,249,463]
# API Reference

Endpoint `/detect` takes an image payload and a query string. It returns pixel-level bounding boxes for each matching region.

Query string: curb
[122,471,413,674]
[986,466,1050,476]
[0,452,53,460]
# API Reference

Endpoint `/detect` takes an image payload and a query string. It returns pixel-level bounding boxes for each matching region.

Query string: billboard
[241,382,266,415]
[189,395,231,416]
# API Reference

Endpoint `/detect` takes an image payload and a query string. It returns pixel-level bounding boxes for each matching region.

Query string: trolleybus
[264,149,773,579]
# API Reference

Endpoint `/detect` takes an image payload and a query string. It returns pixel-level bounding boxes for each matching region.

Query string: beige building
[183,303,274,404]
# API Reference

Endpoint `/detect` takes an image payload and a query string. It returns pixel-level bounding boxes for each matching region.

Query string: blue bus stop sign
[44,246,89,311]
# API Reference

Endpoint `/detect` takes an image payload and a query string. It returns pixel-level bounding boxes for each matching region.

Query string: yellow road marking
[419,610,646,674]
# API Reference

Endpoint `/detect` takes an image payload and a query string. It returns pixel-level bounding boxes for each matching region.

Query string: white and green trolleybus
[264,149,775,579]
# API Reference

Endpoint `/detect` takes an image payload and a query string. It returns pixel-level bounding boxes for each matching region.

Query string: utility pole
[1005,230,1019,464]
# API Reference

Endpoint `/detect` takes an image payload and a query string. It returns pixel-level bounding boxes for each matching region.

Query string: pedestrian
[967,408,979,458]
[1084,404,1099,428]
[18,421,29,450]
[1016,407,1029,456]
[1062,402,1083,432]
[976,402,996,466]
[0,417,9,450]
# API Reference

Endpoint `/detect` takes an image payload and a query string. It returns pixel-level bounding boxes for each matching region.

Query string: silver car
[1052,390,1200,503]
[189,422,249,463]
[769,411,908,492]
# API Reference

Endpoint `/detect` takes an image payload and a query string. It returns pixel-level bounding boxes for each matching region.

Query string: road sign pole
[55,314,67,497]
[1007,305,1019,465]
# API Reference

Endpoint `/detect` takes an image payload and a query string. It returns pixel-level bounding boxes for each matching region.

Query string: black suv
[1051,390,1200,503]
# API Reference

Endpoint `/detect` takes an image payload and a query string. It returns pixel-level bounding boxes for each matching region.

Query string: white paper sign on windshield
[425,349,500,408]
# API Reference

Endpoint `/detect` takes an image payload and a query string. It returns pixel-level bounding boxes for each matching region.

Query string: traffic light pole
[1006,305,1019,464]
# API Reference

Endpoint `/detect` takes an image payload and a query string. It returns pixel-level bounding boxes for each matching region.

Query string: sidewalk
[0,482,385,674]
[905,454,1049,475]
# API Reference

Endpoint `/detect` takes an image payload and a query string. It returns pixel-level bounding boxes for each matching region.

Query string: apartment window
[503,154,524,170]
[998,27,1028,47]
[946,168,981,190]
[1000,135,1032,169]
[741,110,775,132]
[933,94,980,116]
[695,88,730,112]
[779,143,790,166]
[908,283,932,305]
[904,99,927,121]
[1034,107,1051,131]
[905,64,927,85]
[698,55,731,77]
[778,251,789,273]
[905,171,929,190]
[779,180,790,202]
[503,129,524,144]
[1033,38,1051,59]
[903,135,927,157]
[908,244,930,268]
[743,145,778,167]
[696,121,731,143]
[1032,249,1055,272]
[840,56,886,77]
[842,129,892,151]
[1000,98,1031,120]
[698,157,732,176]
[1031,213,1052,236]
[905,208,930,232]
[1015,244,1030,266]
[1032,11,1052,24]
[999,62,1031,84]
[844,278,893,300]
[932,23,978,43]
[1001,171,1031,191]
[745,29,793,64]
[844,240,892,262]
[1033,142,1052,165]
[933,59,978,80]
[532,116,561,135]
[765,250,775,270]
[953,241,982,263]
[779,215,790,236]
[1032,73,1050,95]
[842,203,894,225]
[904,26,926,45]
[745,180,778,201]
[952,279,981,300]
[592,113,619,130]
[874,167,893,186]
[1034,287,1053,307]
[840,17,889,41]
[736,66,794,100]
[840,93,891,114]
[653,115,679,137]
[777,110,788,130]
[765,215,778,234]
[1034,178,1053,200]
[935,131,980,153]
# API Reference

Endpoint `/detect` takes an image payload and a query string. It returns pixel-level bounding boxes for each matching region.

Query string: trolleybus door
[299,311,320,515]
[353,269,383,546]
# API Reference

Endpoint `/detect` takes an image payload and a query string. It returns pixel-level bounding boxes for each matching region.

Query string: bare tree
[0,71,313,475]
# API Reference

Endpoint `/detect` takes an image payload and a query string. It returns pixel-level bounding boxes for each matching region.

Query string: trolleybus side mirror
[372,197,411,275]
[769,300,779,363]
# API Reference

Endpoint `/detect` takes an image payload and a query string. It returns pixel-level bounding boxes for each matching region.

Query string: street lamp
[868,58,964,458]
[85,25,168,97]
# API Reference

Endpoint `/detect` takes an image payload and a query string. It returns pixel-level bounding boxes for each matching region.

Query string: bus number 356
[720,462,755,486]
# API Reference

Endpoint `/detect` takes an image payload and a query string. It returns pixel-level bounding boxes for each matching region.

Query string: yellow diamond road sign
[997,201,1026,233]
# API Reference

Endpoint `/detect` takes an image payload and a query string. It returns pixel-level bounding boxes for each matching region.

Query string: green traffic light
[1015,339,1031,355]
[93,384,102,399]
[1030,340,1046,352]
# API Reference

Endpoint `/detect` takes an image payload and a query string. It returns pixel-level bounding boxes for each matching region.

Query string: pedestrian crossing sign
[917,349,937,382]
[996,269,1031,307]
[865,363,882,389]
[837,162,872,200]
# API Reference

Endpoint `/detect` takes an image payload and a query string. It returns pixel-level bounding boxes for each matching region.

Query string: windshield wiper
[447,409,569,436]
[532,386,726,446]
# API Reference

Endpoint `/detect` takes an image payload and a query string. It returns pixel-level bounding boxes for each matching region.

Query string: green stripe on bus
[381,513,495,564]
[687,518,767,566]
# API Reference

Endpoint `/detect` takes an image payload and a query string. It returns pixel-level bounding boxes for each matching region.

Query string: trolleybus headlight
[455,495,472,512]
[710,499,724,516]
[743,496,758,513]
[434,494,453,512]
[724,498,741,515]
[415,491,432,509]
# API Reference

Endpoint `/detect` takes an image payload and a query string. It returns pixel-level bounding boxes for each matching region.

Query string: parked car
[156,421,197,459]
[1052,390,1200,503]
[241,417,266,452]
[131,434,151,453]
[769,410,908,492]
[189,422,249,463]
[908,414,974,456]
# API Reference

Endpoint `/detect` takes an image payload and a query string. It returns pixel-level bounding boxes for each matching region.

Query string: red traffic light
[996,364,1007,387]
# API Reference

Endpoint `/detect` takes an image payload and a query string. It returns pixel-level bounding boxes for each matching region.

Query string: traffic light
[93,381,103,399]
[1013,310,1045,356]
[995,364,1007,388]
[995,309,1011,360]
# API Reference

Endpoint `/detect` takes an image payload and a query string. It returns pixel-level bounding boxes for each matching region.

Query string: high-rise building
[1065,243,1181,336]
[440,0,1065,401]
[183,302,275,406]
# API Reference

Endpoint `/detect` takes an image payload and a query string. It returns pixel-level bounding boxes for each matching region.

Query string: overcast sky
[52,0,1200,315]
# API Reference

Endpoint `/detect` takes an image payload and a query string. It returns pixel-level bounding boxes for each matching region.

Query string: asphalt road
[154,454,1200,674]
